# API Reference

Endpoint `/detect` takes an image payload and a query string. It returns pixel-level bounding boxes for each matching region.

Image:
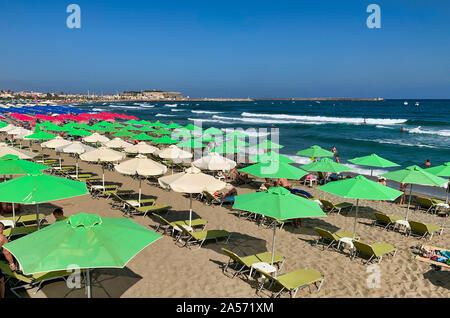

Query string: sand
[2,139,449,298]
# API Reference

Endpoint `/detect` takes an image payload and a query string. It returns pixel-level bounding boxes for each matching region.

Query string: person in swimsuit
[0,222,17,298]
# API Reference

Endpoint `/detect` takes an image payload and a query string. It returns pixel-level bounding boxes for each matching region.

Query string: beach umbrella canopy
[80,147,126,187]
[225,131,248,139]
[171,130,194,139]
[348,153,400,176]
[296,145,334,158]
[0,124,17,132]
[131,133,154,141]
[56,142,96,177]
[158,167,226,225]
[67,128,93,137]
[425,162,450,203]
[24,131,56,140]
[184,124,202,131]
[111,123,125,129]
[92,126,117,133]
[124,119,141,125]
[239,161,308,180]
[301,157,352,173]
[157,145,193,160]
[153,128,171,135]
[152,135,179,144]
[192,152,236,171]
[249,151,295,164]
[223,137,249,147]
[7,127,29,136]
[115,155,167,203]
[41,136,72,149]
[0,121,8,128]
[3,213,162,297]
[204,127,223,135]
[318,175,403,238]
[83,132,110,143]
[0,144,36,159]
[177,138,205,149]
[381,165,448,219]
[150,121,167,128]
[0,155,49,175]
[124,142,159,154]
[103,137,133,149]
[208,144,239,154]
[233,187,326,264]
[134,125,155,133]
[165,122,183,129]
[196,134,215,143]
[112,129,135,138]
[62,122,80,129]
[252,140,284,150]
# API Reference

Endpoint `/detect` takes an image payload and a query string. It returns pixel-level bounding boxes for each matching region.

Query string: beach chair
[176,224,231,249]
[256,268,324,298]
[415,245,450,270]
[151,213,207,236]
[259,216,293,230]
[0,213,46,227]
[319,199,353,214]
[314,227,359,250]
[351,240,397,264]
[0,261,75,298]
[110,193,155,211]
[416,197,445,214]
[126,203,172,217]
[372,212,403,230]
[407,221,443,240]
[221,248,285,279]
[203,191,235,207]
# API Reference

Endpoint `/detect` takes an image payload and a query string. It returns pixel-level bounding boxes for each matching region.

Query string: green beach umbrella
[24,130,57,141]
[93,126,117,133]
[165,122,183,129]
[77,123,92,130]
[0,173,89,229]
[296,145,334,159]
[348,153,400,176]
[425,162,450,203]
[233,187,326,264]
[0,121,8,129]
[67,129,93,137]
[301,157,352,174]
[62,122,80,129]
[96,120,114,127]
[184,124,202,131]
[223,137,249,147]
[239,161,308,180]
[381,165,448,220]
[208,144,239,154]
[225,131,248,139]
[150,121,167,128]
[252,140,284,150]
[112,129,135,138]
[153,128,171,135]
[111,123,125,129]
[204,127,223,135]
[171,130,194,139]
[177,138,205,149]
[196,134,215,143]
[136,120,152,126]
[152,135,179,144]
[135,125,155,132]
[124,119,141,125]
[131,133,154,141]
[318,175,403,238]
[3,213,162,297]
[249,151,295,164]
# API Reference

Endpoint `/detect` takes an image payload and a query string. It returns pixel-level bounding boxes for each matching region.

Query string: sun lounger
[111,193,155,211]
[3,224,50,238]
[407,220,443,240]
[314,227,359,250]
[319,199,353,214]
[0,261,75,298]
[416,197,445,214]
[221,248,285,278]
[351,240,397,264]
[256,268,324,298]
[203,191,235,207]
[176,225,231,249]
[415,245,450,270]
[152,213,207,236]
[126,203,172,217]
[372,212,403,230]
[0,213,46,227]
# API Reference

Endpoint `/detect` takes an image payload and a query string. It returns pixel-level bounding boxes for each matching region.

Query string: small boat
[404,101,408,106]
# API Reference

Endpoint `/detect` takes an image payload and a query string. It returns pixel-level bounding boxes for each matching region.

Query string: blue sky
[1,0,449,98]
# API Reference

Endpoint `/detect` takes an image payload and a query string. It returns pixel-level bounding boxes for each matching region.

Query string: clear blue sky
[1,0,449,98]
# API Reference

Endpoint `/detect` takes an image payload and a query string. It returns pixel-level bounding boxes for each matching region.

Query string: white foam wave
[109,105,141,109]
[212,115,294,124]
[353,138,438,149]
[171,109,187,112]
[92,108,106,112]
[241,112,407,125]
[376,125,395,130]
[164,104,178,107]
[191,110,224,114]
[156,113,176,117]
[407,126,450,137]
[187,118,232,124]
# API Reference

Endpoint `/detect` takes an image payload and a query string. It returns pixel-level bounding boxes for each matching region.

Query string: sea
[71,99,450,198]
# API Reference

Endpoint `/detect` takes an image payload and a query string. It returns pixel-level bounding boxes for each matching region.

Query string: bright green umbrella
[301,158,352,173]
[96,120,114,127]
[425,162,450,203]
[92,126,117,133]
[3,213,162,297]
[318,175,403,238]
[252,140,283,150]
[177,138,205,149]
[223,137,249,147]
[225,131,248,139]
[111,123,125,129]
[153,128,171,135]
[62,122,80,129]
[233,187,326,264]
[165,122,183,129]
[381,165,448,219]
[184,124,202,131]
[112,129,135,138]
[249,151,295,164]
[0,121,8,128]
[135,125,155,132]
[150,121,167,128]
[239,161,307,179]
[296,145,334,159]
[348,153,400,176]
[171,130,194,139]
[124,119,141,125]
[0,173,89,229]
[204,127,223,135]
[24,130,57,140]
[152,135,179,144]
[132,133,154,141]
[67,129,93,137]
[208,144,239,154]
[196,134,215,143]
[136,120,152,126]
[77,123,92,130]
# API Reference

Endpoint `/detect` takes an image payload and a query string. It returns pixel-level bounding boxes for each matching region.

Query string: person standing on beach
[399,183,408,204]
[424,159,431,167]
[0,222,17,298]
[53,208,68,222]
[335,155,340,164]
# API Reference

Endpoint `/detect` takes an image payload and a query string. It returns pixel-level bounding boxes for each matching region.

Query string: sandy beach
[2,140,448,299]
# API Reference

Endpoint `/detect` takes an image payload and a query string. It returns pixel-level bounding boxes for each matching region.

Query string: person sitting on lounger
[53,208,68,222]
[218,187,237,201]
[279,178,292,189]
[0,222,17,298]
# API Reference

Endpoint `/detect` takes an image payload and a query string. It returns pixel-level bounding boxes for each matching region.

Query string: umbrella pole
[12,202,16,227]
[189,193,193,227]
[138,177,142,205]
[371,169,373,177]
[59,155,62,169]
[406,184,413,221]
[102,165,105,189]
[446,179,449,205]
[36,204,40,230]
[271,223,276,266]
[76,157,79,178]
[86,269,92,298]
[353,199,359,239]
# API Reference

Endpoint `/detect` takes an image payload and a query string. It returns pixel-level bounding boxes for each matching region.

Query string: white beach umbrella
[56,142,96,178]
[0,144,36,159]
[115,154,167,204]
[83,133,110,144]
[7,127,29,136]
[41,137,73,169]
[80,147,126,188]
[158,166,226,225]
[0,124,17,132]
[157,145,193,160]
[192,152,236,171]
[124,142,159,155]
[103,137,133,149]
